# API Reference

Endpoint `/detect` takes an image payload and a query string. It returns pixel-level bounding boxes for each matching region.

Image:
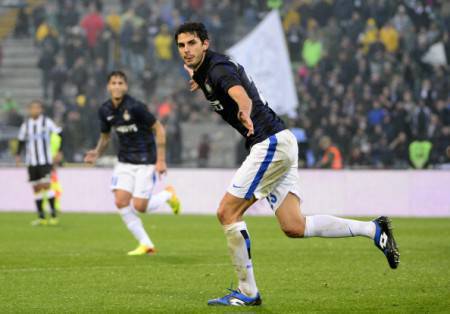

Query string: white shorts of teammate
[110,162,156,199]
[227,129,301,211]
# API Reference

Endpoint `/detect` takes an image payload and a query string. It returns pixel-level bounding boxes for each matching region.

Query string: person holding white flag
[174,22,399,307]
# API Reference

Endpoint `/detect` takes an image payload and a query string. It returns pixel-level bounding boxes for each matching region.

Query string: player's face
[176,32,209,69]
[29,102,42,119]
[107,76,128,100]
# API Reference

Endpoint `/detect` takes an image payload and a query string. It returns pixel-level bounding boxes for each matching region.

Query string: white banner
[227,10,298,118]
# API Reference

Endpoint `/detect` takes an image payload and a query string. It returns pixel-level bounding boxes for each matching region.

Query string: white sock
[118,205,154,247]
[304,215,375,239]
[146,191,172,212]
[224,221,258,298]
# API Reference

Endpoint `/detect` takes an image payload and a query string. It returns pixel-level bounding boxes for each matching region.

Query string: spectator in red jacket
[80,4,104,56]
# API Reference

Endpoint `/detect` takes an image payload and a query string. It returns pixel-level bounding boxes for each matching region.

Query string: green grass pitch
[0,213,449,313]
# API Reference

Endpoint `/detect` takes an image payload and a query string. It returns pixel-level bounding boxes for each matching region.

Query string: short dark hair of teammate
[174,22,209,43]
[107,70,128,83]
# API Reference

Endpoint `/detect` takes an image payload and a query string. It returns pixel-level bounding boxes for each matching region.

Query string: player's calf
[281,222,305,238]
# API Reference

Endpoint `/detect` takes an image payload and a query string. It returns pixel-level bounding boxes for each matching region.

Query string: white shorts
[110,162,156,199]
[227,129,301,211]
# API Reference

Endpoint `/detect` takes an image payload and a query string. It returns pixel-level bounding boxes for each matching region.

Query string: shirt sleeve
[17,122,26,141]
[46,118,62,134]
[209,63,242,93]
[133,102,157,127]
[98,107,111,133]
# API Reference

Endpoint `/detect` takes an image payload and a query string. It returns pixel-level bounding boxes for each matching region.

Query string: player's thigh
[114,189,133,208]
[217,192,257,225]
[31,166,52,192]
[228,134,291,202]
[275,192,305,238]
[132,165,156,209]
[111,162,135,197]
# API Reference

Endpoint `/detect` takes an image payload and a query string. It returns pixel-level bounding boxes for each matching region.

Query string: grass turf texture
[0,213,449,313]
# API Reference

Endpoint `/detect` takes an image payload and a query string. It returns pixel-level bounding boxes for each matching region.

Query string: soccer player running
[84,71,180,256]
[16,100,63,226]
[174,22,400,306]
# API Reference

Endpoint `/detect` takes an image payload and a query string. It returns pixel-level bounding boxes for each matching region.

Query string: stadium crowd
[2,0,449,168]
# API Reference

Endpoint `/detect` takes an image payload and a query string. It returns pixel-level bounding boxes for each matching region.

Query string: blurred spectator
[379,21,399,53]
[317,136,343,169]
[50,56,68,101]
[141,64,158,102]
[57,1,80,31]
[31,4,46,31]
[359,18,378,54]
[409,140,432,169]
[2,92,22,127]
[106,9,121,34]
[14,7,29,38]
[80,4,105,57]
[37,43,56,99]
[129,28,146,76]
[154,24,173,73]
[35,21,57,46]
[197,134,211,168]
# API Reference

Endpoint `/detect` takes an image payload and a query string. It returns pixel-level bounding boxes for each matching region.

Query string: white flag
[422,42,447,66]
[227,10,298,118]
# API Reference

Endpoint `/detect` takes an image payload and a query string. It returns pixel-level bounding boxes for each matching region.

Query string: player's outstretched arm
[228,85,254,137]
[84,133,111,164]
[152,121,167,177]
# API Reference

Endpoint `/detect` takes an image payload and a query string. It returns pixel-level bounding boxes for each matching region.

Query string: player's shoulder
[43,115,57,125]
[98,100,111,116]
[208,50,238,70]
[124,94,147,111]
[207,51,240,81]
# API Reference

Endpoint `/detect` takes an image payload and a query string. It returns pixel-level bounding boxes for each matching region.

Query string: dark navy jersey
[98,94,157,164]
[192,50,286,148]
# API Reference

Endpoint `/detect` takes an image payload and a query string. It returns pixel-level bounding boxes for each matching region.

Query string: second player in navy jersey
[175,22,399,307]
[98,94,157,164]
[84,71,180,256]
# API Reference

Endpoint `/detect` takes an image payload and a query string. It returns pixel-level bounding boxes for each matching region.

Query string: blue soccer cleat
[373,216,400,269]
[207,289,262,306]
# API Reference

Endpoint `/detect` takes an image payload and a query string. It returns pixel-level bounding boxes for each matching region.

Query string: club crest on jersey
[123,110,130,121]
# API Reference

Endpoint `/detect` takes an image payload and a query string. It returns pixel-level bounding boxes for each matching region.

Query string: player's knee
[132,200,147,213]
[115,198,130,209]
[216,206,236,225]
[282,223,305,238]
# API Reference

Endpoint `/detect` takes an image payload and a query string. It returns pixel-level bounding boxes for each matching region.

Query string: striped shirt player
[84,71,180,256]
[16,100,63,226]
[175,22,400,307]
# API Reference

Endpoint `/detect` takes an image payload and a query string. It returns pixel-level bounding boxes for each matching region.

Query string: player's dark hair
[107,70,128,83]
[29,99,43,107]
[174,22,209,43]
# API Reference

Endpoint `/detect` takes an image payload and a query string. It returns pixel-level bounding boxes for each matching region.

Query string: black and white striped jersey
[17,115,62,166]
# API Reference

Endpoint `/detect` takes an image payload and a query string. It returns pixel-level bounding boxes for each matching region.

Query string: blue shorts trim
[244,135,278,200]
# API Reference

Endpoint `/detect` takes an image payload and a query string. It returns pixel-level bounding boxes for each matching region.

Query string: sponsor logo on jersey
[115,124,138,133]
